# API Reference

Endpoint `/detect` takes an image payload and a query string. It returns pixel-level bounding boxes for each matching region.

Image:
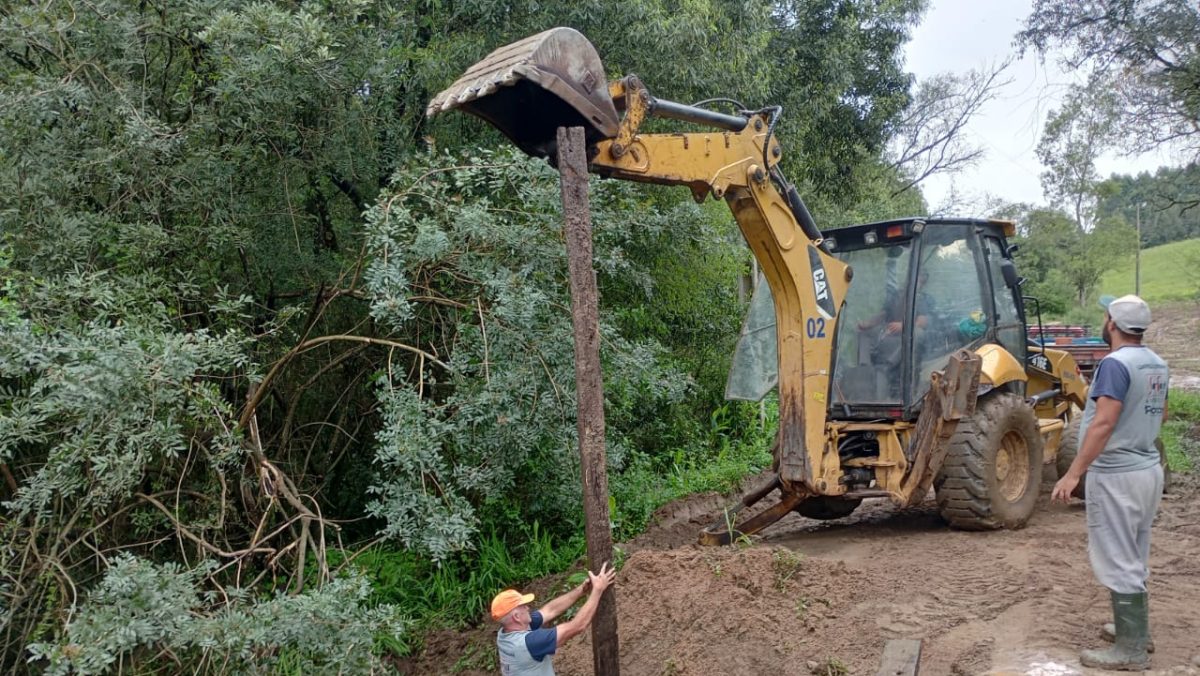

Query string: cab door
[981,235,1026,365]
[908,224,989,406]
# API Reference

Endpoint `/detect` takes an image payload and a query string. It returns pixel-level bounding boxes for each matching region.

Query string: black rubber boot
[1081,591,1151,671]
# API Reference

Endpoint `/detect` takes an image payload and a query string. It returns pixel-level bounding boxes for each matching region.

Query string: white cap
[1099,294,1151,334]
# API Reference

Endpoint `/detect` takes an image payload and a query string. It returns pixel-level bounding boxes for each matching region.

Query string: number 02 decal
[806,317,826,338]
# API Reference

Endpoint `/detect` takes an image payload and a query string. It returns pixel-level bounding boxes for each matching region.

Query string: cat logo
[807,246,836,320]
[813,268,829,301]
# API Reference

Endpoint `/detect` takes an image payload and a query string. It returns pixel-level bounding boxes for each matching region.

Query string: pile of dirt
[555,546,871,675]
[1146,301,1200,390]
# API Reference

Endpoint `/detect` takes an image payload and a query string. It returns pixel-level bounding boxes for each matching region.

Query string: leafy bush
[361,149,749,558]
[29,555,403,676]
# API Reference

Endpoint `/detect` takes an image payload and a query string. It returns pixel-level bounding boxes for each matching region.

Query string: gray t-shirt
[497,611,557,676]
[1079,345,1169,473]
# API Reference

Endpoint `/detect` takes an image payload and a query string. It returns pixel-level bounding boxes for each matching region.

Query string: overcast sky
[903,0,1178,214]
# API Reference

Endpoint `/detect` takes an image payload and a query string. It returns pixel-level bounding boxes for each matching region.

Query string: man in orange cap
[492,561,616,675]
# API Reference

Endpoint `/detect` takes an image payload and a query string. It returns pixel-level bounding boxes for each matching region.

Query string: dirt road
[413,476,1200,675]
[566,479,1200,676]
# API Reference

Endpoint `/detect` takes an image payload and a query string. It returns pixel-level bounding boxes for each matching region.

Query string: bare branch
[888,60,1013,196]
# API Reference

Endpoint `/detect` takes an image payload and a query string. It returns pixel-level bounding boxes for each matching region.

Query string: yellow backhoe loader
[427,28,1089,543]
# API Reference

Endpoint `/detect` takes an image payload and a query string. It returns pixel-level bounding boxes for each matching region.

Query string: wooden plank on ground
[876,638,922,676]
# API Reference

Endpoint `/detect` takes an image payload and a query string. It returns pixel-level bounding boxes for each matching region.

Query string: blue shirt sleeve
[529,610,543,631]
[1090,357,1130,403]
[525,627,557,661]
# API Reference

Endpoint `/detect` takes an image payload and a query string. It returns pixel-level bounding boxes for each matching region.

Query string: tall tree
[1036,88,1119,230]
[1019,0,1200,163]
[763,0,927,204]
[888,61,1011,197]
[1011,206,1138,309]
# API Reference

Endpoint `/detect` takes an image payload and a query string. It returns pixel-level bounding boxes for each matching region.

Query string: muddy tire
[794,496,862,520]
[1055,415,1085,499]
[935,392,1044,530]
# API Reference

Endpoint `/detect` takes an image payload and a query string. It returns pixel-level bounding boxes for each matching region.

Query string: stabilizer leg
[699,474,804,545]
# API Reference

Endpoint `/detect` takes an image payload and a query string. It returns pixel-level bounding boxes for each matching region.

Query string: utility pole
[1135,202,1142,296]
[556,126,620,676]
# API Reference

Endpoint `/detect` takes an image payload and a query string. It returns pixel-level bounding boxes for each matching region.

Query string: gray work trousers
[1085,464,1164,594]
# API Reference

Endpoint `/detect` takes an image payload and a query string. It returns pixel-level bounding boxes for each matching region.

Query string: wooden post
[556,126,620,675]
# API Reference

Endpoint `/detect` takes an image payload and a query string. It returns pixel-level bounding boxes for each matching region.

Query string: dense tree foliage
[1096,163,1200,248]
[1,0,937,671]
[762,0,924,202]
[1006,207,1138,313]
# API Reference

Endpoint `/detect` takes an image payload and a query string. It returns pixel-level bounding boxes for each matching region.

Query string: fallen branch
[239,334,449,431]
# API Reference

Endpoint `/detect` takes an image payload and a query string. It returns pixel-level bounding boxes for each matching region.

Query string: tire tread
[935,392,1044,530]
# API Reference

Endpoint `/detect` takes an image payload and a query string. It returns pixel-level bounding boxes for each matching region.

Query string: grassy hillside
[1100,238,1200,304]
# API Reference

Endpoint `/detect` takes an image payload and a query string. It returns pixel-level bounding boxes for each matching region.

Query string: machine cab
[825,218,1026,419]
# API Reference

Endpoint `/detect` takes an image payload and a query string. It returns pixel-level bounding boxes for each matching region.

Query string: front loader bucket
[426,27,620,158]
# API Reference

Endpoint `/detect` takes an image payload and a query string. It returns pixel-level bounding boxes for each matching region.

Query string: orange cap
[490,589,535,620]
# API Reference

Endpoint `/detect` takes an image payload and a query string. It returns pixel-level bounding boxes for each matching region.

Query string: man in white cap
[1052,294,1169,671]
[491,562,616,675]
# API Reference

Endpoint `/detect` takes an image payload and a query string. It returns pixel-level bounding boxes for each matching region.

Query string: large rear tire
[936,392,1044,530]
[1055,414,1085,499]
[794,496,862,520]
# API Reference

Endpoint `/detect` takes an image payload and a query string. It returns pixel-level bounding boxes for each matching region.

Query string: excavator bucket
[426,27,620,159]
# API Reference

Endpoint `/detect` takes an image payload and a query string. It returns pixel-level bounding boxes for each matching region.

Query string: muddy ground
[403,475,1200,676]
[403,303,1200,675]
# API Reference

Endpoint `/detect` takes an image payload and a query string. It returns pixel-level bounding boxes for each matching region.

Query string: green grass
[610,400,775,541]
[1164,388,1200,473]
[321,523,585,656]
[1100,238,1200,305]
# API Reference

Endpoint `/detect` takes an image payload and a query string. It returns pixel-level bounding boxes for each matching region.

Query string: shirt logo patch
[1145,374,1167,416]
